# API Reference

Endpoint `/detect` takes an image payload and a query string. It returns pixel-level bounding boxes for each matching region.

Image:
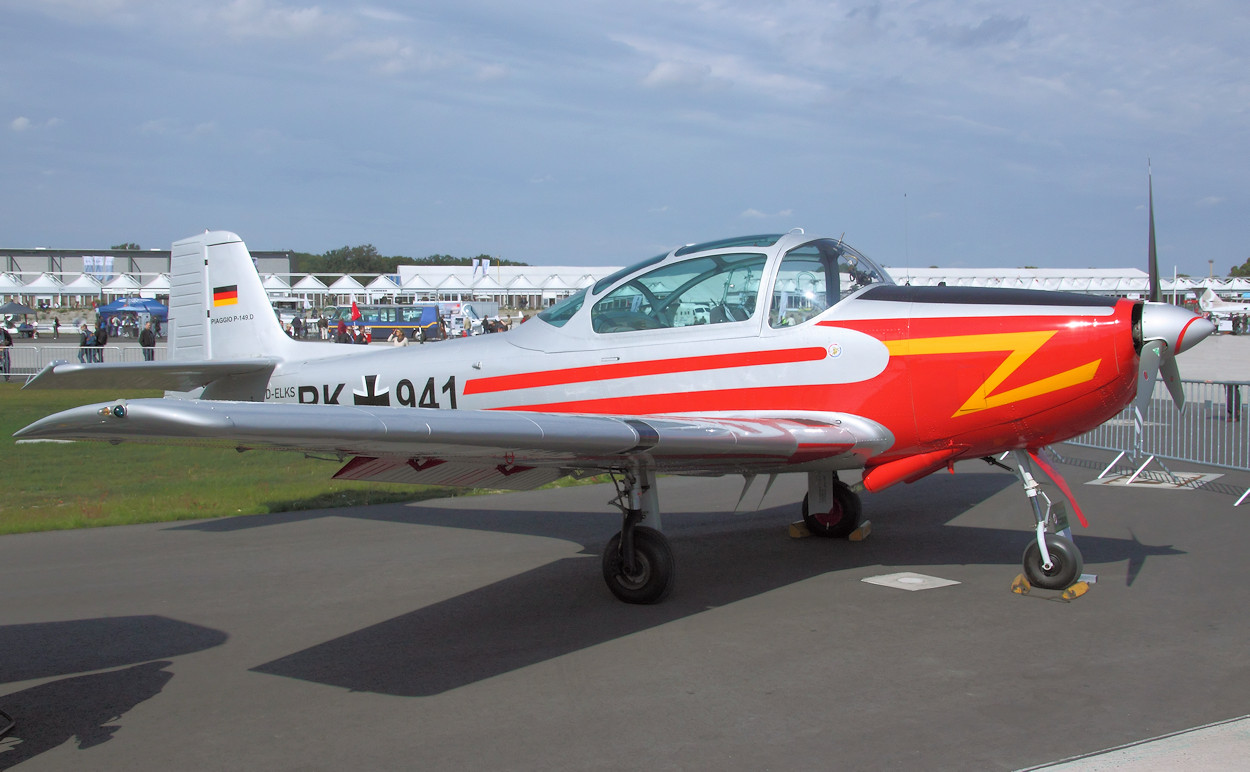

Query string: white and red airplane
[1196,287,1250,317]
[16,228,1214,603]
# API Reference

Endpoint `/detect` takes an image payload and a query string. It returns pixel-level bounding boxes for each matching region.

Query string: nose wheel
[1022,533,1083,590]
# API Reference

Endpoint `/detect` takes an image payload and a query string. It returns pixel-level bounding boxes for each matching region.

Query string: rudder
[169,231,297,361]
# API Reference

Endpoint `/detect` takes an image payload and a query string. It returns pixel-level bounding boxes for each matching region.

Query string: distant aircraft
[16,225,1213,603]
[1195,287,1250,317]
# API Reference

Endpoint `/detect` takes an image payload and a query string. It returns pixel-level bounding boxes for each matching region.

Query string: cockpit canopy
[537,233,892,333]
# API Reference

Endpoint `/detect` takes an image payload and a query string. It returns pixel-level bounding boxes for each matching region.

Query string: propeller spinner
[1136,301,1215,412]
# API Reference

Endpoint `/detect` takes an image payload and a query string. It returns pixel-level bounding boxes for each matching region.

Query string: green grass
[0,384,480,534]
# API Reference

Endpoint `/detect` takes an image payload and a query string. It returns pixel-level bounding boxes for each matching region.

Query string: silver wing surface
[15,399,893,490]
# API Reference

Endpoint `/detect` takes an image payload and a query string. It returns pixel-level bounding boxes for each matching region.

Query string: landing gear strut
[1010,449,1084,590]
[801,471,863,538]
[601,466,675,604]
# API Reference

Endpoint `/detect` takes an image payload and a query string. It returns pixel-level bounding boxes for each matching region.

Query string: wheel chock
[789,521,811,539]
[1061,581,1090,600]
[1010,576,1093,599]
[848,520,872,542]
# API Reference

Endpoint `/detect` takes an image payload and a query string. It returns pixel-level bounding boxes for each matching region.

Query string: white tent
[0,272,25,299]
[435,275,470,302]
[292,275,329,307]
[400,272,437,301]
[22,272,65,302]
[366,275,402,303]
[62,273,103,303]
[262,274,291,291]
[102,274,142,299]
[327,275,365,304]
[141,273,170,299]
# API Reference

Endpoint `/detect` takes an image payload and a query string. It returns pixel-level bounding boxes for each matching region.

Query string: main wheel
[1022,533,1083,590]
[602,526,675,604]
[801,482,863,538]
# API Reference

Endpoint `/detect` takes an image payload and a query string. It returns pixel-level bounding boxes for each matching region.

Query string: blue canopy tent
[96,297,168,321]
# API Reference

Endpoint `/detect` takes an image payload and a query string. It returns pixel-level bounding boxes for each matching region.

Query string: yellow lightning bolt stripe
[884,331,1101,416]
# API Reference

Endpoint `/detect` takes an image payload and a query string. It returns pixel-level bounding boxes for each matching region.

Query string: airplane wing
[14,399,893,490]
[22,360,280,399]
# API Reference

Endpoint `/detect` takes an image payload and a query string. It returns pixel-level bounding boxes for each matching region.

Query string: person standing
[78,323,93,363]
[138,321,157,362]
[53,317,60,340]
[388,329,409,346]
[0,326,12,382]
[93,322,108,362]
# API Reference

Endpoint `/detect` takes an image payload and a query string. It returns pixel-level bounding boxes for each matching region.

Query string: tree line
[112,242,528,276]
[290,244,528,275]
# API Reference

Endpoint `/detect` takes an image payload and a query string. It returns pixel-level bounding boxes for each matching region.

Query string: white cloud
[202,0,343,40]
[741,208,793,219]
[642,60,717,90]
[356,6,413,24]
[10,116,61,132]
[328,36,452,75]
[1195,196,1225,208]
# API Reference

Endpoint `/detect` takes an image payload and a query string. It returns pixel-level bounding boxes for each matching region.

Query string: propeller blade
[1159,347,1184,410]
[1147,164,1160,303]
[1134,340,1163,417]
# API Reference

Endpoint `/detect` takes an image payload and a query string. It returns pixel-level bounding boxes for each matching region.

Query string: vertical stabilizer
[169,231,298,361]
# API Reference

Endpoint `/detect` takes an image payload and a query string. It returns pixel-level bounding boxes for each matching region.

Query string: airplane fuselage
[258,285,1140,478]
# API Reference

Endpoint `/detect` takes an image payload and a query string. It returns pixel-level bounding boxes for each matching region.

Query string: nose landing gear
[1009,449,1086,592]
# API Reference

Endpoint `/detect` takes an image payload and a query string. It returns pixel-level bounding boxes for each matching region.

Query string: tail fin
[169,231,299,361]
[1196,287,1218,312]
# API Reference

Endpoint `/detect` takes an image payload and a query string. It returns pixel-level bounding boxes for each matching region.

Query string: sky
[1,1,1246,275]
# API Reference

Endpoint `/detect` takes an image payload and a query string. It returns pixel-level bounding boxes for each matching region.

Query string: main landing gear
[801,471,863,538]
[1008,449,1085,591]
[602,467,674,604]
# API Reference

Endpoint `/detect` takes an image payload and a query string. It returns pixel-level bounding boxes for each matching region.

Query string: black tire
[602,526,675,604]
[801,481,863,538]
[1022,533,1083,590]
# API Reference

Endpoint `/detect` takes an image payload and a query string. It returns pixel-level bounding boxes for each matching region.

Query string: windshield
[591,253,766,333]
[536,289,587,328]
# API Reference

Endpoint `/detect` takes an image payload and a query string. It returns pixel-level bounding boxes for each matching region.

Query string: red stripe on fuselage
[463,347,828,395]
[491,382,888,417]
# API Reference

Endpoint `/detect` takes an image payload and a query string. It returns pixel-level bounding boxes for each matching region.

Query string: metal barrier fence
[1,345,169,379]
[1067,379,1250,503]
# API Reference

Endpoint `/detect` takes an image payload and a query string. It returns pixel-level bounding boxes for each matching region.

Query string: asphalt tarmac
[2,441,1250,770]
[4,332,1250,769]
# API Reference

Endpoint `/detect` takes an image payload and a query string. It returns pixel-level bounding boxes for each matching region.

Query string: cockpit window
[536,288,586,328]
[769,239,891,327]
[674,234,782,257]
[593,253,667,295]
[592,253,766,333]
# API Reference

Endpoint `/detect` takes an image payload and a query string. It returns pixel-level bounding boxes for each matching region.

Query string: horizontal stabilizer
[21,359,279,400]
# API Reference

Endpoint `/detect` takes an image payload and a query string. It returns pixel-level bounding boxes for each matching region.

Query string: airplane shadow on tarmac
[0,617,228,768]
[166,471,1187,698]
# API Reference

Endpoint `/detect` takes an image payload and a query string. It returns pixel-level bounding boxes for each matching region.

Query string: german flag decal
[212,285,238,307]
